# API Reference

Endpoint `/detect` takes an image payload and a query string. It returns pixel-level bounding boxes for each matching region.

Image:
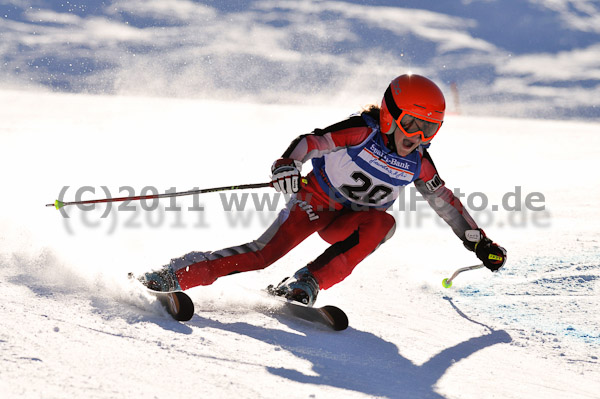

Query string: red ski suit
[174,112,478,291]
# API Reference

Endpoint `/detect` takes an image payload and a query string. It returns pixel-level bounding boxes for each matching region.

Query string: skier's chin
[397,140,417,156]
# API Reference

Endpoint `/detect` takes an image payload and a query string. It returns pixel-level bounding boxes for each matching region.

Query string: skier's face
[393,124,422,156]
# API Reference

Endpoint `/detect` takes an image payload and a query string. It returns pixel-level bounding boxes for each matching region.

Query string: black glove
[465,229,507,272]
[476,237,507,271]
[271,158,302,194]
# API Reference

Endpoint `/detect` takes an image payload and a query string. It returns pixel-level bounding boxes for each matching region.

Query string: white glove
[271,158,302,194]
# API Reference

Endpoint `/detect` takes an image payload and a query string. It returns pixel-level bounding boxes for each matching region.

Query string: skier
[140,74,507,306]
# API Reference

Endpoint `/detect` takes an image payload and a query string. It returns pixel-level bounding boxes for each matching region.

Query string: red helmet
[380,74,446,140]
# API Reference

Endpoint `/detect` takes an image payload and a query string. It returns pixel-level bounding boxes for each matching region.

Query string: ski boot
[268,267,319,306]
[139,264,182,292]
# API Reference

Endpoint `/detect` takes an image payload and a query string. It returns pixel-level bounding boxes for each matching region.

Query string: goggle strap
[384,86,402,120]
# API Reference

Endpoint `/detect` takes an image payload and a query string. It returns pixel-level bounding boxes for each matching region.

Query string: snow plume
[0,244,282,323]
[2,248,90,297]
[1,247,167,321]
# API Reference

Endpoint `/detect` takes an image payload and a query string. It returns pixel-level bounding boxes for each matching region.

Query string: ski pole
[442,263,484,288]
[45,182,272,210]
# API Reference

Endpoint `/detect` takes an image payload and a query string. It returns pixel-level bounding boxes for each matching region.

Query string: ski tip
[54,200,65,210]
[171,292,195,321]
[442,278,453,288]
[322,305,349,331]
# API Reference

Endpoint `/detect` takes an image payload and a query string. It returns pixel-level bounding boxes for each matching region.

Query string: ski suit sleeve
[414,149,479,245]
[281,116,373,163]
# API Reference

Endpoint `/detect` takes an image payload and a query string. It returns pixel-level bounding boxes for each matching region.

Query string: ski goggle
[396,111,442,142]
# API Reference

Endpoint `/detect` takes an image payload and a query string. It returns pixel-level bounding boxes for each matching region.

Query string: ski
[128,273,195,322]
[266,288,349,331]
[127,272,345,327]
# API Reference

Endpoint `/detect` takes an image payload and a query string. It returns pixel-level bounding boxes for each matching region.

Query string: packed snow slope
[1,0,600,120]
[0,90,599,398]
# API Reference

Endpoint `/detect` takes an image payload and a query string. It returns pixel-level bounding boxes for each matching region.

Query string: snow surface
[1,1,599,397]
[1,89,599,398]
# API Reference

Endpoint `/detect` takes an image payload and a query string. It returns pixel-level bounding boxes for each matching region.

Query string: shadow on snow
[187,303,511,399]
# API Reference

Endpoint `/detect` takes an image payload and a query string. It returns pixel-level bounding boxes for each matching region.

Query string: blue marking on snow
[450,254,600,348]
